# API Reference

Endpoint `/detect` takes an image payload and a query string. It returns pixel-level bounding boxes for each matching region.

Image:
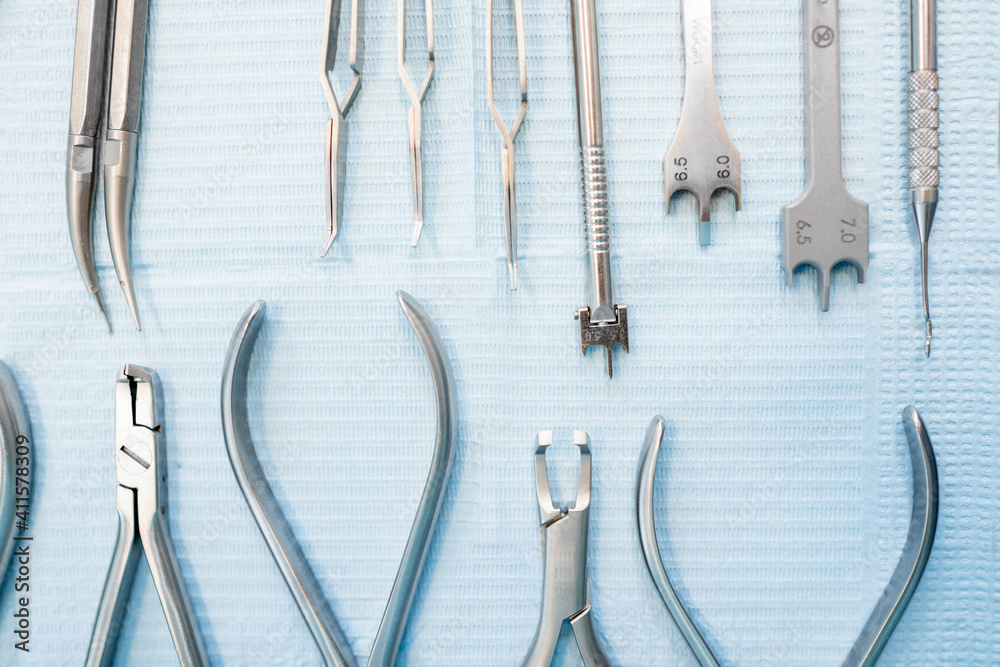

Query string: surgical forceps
[320,0,363,256]
[636,408,938,666]
[397,0,435,247]
[486,0,528,290]
[907,0,939,356]
[86,366,208,667]
[0,362,31,590]
[522,431,610,667]
[220,291,456,667]
[67,0,150,330]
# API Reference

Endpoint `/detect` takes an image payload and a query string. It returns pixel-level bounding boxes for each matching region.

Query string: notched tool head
[577,305,629,378]
[115,364,162,487]
[533,430,592,519]
[782,186,869,312]
[664,126,741,247]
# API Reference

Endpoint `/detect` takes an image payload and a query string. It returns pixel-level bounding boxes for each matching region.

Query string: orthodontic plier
[221,291,456,667]
[67,0,150,330]
[522,431,610,667]
[86,365,208,667]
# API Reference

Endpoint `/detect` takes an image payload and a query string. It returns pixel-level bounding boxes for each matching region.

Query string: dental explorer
[908,0,939,357]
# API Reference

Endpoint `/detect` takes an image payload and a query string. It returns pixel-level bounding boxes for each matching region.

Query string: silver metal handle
[570,0,614,322]
[221,301,356,667]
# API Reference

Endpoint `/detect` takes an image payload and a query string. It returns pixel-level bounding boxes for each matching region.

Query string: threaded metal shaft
[581,145,610,254]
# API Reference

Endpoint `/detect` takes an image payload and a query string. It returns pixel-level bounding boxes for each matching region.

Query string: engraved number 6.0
[717,155,731,179]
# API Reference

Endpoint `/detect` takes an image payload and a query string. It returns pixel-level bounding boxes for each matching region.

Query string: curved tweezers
[221,291,456,667]
[0,362,30,586]
[636,407,939,667]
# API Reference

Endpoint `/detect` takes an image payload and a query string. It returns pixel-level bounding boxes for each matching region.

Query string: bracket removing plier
[86,366,207,667]
[522,431,610,667]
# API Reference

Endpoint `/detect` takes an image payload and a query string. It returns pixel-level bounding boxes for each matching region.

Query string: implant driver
[570,0,628,378]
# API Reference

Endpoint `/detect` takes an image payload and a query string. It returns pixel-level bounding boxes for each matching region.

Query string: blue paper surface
[0,0,997,664]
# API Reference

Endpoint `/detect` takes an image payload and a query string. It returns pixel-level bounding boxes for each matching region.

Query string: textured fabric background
[0,0,997,664]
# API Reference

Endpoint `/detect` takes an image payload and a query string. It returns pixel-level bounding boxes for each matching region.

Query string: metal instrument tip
[925,318,932,357]
[97,293,112,334]
[508,262,518,291]
[320,232,336,258]
[121,282,141,331]
[411,216,424,248]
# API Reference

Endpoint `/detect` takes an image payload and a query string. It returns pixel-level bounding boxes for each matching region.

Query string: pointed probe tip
[94,291,112,334]
[121,284,141,331]
[320,232,336,258]
[925,319,933,358]
[508,264,518,291]
[411,218,424,248]
[606,348,614,379]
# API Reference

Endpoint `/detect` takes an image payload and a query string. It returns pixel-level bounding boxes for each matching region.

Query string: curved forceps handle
[221,301,356,667]
[367,291,457,667]
[635,417,720,667]
[842,406,939,667]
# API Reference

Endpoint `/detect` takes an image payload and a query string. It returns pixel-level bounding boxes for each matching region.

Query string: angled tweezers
[320,0,363,256]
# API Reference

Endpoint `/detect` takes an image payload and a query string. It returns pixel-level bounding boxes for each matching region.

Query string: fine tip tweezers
[320,0,363,257]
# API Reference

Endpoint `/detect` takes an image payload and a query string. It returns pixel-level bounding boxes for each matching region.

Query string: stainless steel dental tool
[397,0,435,247]
[782,0,869,311]
[522,431,610,667]
[221,292,456,667]
[664,0,741,246]
[87,366,208,667]
[570,0,628,378]
[320,0,364,256]
[908,0,939,356]
[636,407,939,667]
[67,0,150,330]
[486,0,528,290]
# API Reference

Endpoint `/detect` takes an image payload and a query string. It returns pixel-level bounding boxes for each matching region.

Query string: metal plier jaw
[522,431,610,667]
[86,365,208,667]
